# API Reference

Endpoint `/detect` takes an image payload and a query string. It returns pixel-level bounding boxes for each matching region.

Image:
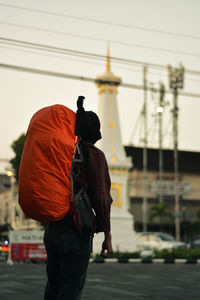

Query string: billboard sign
[9,230,47,261]
[151,180,191,196]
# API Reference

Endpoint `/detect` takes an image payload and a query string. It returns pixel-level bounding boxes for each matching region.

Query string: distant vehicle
[136,232,186,251]
[0,240,9,261]
[189,236,200,249]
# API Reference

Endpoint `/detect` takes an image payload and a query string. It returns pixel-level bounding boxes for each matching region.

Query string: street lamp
[157,83,165,203]
[168,63,185,241]
[6,170,14,177]
[156,106,164,113]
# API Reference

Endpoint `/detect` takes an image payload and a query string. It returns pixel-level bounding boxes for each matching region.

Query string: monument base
[92,213,137,254]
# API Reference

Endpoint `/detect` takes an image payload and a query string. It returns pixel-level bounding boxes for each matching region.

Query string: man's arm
[101,231,113,257]
[87,145,113,256]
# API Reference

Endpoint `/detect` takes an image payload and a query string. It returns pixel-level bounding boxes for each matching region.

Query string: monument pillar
[93,48,136,253]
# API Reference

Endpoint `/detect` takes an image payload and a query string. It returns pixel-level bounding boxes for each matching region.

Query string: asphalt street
[0,261,199,300]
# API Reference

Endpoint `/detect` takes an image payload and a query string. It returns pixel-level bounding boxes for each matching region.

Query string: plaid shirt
[87,144,112,233]
[73,143,112,233]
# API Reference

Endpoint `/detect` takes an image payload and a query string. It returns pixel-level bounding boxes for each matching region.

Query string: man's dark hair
[75,96,102,144]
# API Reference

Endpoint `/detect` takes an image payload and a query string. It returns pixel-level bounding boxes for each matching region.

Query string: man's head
[75,96,102,144]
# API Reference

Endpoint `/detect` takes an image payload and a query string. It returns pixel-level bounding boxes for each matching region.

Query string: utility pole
[142,65,148,232]
[168,64,184,241]
[157,83,165,203]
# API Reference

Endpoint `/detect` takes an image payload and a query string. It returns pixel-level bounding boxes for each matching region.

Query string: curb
[90,258,200,264]
[2,258,200,265]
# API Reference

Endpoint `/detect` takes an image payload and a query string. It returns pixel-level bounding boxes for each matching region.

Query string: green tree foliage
[10,133,26,182]
[149,202,173,231]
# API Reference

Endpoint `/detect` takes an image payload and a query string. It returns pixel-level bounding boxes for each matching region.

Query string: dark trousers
[43,216,91,300]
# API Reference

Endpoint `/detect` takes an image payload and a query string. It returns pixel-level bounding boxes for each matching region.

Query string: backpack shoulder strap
[70,137,85,206]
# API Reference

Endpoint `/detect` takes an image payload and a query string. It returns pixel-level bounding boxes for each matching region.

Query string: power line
[1,21,200,59]
[0,37,153,68]
[2,42,200,85]
[0,37,144,71]
[0,62,200,98]
[0,62,95,83]
[0,2,200,41]
[0,44,142,74]
[1,37,200,76]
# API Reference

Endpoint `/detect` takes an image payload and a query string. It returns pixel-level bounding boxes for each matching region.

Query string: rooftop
[125,146,200,174]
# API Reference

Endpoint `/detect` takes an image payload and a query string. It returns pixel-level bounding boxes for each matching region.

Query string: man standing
[44,96,113,300]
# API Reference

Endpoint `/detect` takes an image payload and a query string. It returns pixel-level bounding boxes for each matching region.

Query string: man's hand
[100,231,113,258]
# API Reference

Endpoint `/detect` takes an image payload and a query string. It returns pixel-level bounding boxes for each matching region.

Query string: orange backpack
[18,104,76,223]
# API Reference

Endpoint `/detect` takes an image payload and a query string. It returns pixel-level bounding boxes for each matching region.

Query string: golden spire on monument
[106,46,111,72]
[95,46,121,94]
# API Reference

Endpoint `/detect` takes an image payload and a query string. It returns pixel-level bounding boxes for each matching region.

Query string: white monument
[93,48,136,253]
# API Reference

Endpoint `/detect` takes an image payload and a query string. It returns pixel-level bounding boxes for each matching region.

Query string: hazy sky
[0,0,200,161]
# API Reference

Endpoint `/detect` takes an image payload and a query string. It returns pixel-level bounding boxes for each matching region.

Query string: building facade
[125,146,200,239]
[0,175,40,238]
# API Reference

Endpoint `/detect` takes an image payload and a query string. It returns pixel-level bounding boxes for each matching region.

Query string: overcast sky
[0,0,200,162]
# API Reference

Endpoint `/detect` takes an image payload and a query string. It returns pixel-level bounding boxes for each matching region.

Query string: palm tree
[150,202,173,231]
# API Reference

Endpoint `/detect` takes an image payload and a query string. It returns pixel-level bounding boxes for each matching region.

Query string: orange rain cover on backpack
[18,104,76,223]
